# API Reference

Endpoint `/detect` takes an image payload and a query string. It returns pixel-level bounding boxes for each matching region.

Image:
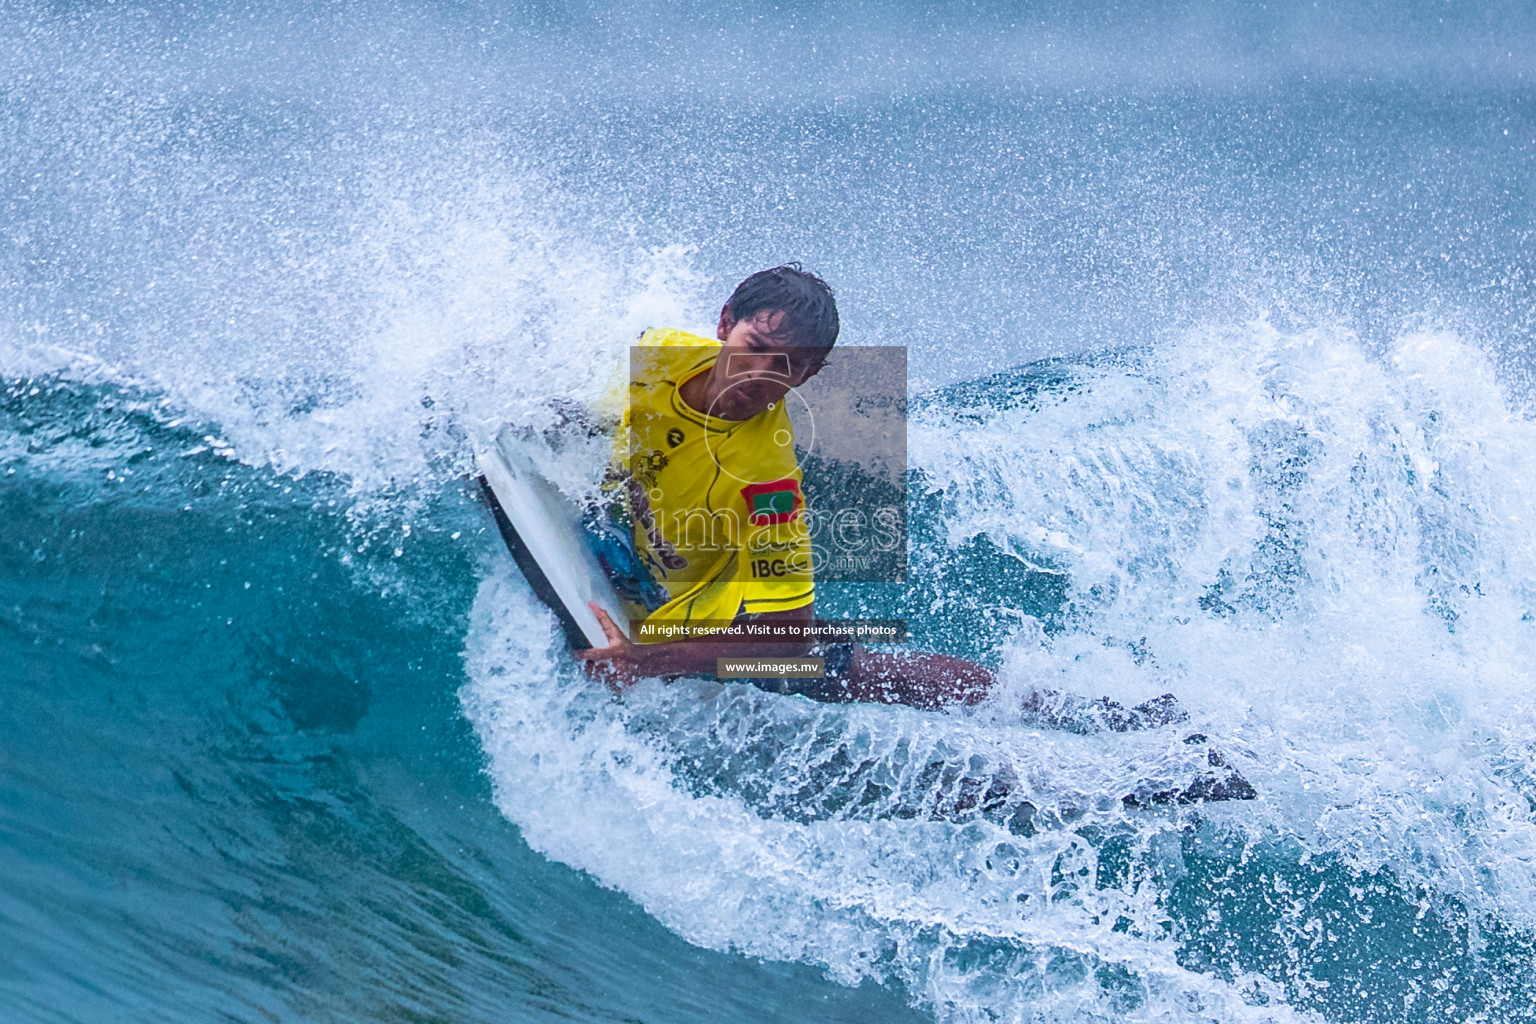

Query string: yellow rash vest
[614,327,814,636]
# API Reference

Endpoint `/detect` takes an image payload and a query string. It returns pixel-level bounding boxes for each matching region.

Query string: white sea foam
[462,565,1314,1024]
[463,321,1536,1023]
[1,174,702,498]
[913,324,1536,917]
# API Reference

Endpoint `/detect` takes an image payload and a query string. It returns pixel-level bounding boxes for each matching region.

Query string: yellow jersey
[614,327,815,637]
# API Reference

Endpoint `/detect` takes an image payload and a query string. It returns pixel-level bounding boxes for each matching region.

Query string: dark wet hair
[725,264,840,352]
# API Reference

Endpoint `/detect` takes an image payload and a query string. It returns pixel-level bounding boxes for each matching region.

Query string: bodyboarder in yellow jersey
[579,264,995,711]
[617,326,815,634]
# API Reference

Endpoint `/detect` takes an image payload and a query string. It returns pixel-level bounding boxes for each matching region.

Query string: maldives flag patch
[741,478,803,525]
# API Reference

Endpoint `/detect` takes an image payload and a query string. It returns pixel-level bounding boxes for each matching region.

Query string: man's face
[710,308,826,420]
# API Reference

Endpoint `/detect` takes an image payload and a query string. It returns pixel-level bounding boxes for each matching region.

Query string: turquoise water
[5,2,1536,1022]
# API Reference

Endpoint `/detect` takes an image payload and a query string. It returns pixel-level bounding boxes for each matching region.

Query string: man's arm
[576,599,994,708]
[576,601,815,689]
[840,648,993,709]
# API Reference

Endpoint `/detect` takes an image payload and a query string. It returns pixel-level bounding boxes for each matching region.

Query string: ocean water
[4,2,1536,1022]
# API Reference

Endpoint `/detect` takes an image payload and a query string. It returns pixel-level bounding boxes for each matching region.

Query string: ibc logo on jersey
[750,557,797,579]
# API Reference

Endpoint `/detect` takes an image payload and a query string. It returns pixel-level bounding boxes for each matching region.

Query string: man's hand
[574,602,820,694]
[574,602,645,692]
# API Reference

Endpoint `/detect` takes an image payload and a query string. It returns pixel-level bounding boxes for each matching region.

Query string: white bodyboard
[476,432,633,649]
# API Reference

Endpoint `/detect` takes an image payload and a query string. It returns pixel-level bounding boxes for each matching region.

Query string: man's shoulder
[638,326,717,349]
[632,328,719,387]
